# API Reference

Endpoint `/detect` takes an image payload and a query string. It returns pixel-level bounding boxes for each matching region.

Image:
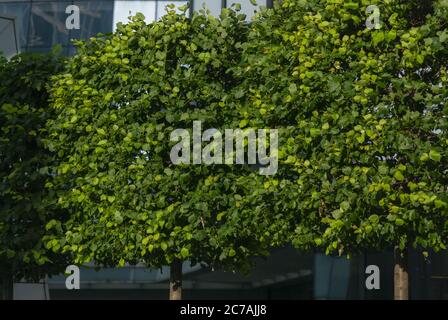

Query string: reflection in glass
[72,1,114,39]
[0,16,19,58]
[0,3,31,51]
[314,254,351,299]
[27,2,71,50]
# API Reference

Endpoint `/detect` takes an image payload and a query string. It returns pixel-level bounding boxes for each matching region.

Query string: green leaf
[216,212,226,221]
[420,153,429,162]
[368,215,379,224]
[239,119,249,128]
[372,32,385,46]
[394,171,405,181]
[429,150,441,162]
[180,247,189,259]
[343,2,359,10]
[309,128,321,137]
[288,83,297,95]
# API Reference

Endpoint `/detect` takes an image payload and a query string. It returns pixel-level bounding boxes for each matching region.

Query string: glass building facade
[0,15,19,58]
[0,0,271,55]
[1,0,447,300]
[44,248,448,300]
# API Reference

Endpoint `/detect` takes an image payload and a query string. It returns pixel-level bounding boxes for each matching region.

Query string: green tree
[235,0,448,299]
[0,51,69,299]
[45,6,288,300]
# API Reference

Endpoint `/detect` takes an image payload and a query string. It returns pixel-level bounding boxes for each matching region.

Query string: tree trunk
[169,259,182,300]
[394,247,409,300]
[0,274,14,300]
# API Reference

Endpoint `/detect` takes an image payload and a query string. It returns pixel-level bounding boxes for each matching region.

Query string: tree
[0,50,69,299]
[44,6,289,300]
[235,0,448,299]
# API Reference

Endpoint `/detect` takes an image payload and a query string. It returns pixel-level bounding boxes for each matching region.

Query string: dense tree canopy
[235,0,448,256]
[0,50,68,285]
[44,6,290,274]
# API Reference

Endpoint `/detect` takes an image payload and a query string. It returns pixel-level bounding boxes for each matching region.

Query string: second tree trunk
[394,247,409,300]
[169,259,182,300]
[0,274,13,300]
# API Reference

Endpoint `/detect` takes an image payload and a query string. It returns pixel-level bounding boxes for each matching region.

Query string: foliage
[44,6,289,272]
[234,0,448,256]
[0,50,69,281]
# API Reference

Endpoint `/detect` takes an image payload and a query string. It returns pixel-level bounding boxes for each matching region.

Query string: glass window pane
[71,1,114,40]
[27,1,71,50]
[113,0,156,31]
[227,0,266,20]
[0,3,31,51]
[193,0,222,17]
[156,1,189,20]
[0,16,19,58]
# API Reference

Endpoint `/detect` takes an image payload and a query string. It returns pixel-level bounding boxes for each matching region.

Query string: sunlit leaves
[236,0,448,257]
[45,7,278,275]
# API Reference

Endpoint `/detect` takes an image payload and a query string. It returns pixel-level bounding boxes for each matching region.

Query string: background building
[0,0,272,55]
[0,14,19,58]
[45,248,448,300]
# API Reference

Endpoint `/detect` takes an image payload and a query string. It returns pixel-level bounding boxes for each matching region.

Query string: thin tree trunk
[394,247,409,300]
[0,274,14,300]
[169,259,182,300]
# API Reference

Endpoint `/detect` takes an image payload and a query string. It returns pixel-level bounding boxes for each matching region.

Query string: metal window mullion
[189,0,194,18]
[13,17,19,55]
